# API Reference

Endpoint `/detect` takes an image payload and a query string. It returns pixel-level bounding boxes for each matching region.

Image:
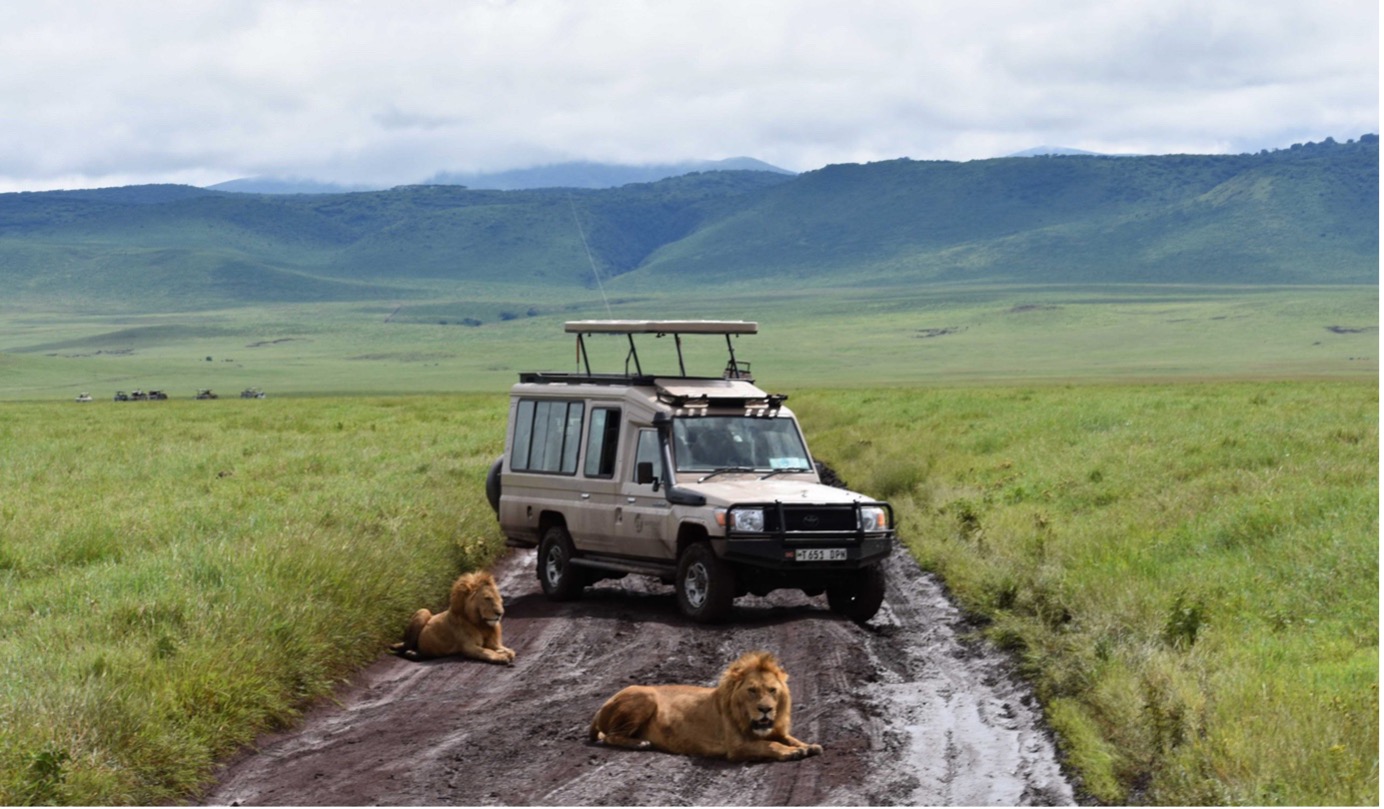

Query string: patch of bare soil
[204,549,1077,806]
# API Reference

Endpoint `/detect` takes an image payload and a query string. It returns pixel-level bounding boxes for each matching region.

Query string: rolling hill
[0,135,1375,316]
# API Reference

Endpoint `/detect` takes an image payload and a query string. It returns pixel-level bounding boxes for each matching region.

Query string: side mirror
[636,461,659,489]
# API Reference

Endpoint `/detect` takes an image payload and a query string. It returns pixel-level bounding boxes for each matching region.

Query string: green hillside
[627,136,1379,288]
[0,136,1375,317]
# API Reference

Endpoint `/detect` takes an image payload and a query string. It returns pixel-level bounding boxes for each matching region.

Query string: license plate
[795,548,847,562]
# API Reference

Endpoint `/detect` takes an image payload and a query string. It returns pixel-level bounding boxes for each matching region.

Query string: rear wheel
[675,543,735,623]
[826,565,886,622]
[538,525,584,601]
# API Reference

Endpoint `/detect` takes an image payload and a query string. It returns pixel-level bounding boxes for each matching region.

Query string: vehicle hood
[681,476,879,506]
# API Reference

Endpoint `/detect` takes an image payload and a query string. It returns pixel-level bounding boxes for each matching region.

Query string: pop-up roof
[564,320,757,335]
[561,320,758,380]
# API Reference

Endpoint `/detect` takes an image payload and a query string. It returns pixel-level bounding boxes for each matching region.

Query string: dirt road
[205,548,1077,806]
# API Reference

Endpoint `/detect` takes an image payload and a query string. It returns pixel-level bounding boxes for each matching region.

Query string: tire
[826,564,887,622]
[675,543,735,623]
[538,525,584,601]
[484,456,503,516]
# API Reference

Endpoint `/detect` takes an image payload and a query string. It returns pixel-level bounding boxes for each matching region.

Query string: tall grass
[0,396,510,804]
[0,382,1376,805]
[797,380,1378,805]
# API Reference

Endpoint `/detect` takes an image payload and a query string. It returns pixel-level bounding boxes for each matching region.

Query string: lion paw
[803,743,823,757]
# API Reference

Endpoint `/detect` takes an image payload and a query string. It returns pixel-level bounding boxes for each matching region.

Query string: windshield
[672,416,811,473]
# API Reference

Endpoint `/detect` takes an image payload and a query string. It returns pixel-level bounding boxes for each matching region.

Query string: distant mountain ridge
[1007,146,1111,158]
[1,135,1375,316]
[425,157,793,190]
[208,157,794,195]
[208,177,387,194]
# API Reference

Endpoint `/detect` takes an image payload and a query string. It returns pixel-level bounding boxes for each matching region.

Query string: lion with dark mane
[588,650,821,762]
[390,571,515,665]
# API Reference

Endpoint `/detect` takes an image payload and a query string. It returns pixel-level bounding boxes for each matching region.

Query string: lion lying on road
[588,650,821,762]
[390,571,515,665]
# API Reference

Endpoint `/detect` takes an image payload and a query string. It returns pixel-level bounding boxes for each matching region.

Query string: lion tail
[589,687,655,745]
[390,608,432,657]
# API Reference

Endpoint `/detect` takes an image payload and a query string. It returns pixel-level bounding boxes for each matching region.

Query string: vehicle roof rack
[564,320,757,336]
[563,320,757,380]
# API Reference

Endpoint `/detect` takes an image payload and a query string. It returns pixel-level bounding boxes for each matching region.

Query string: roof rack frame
[565,320,757,382]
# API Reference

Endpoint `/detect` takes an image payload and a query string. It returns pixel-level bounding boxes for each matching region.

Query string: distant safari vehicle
[240,388,267,399]
[130,390,148,401]
[114,391,130,401]
[75,392,92,403]
[196,389,218,400]
[148,390,168,401]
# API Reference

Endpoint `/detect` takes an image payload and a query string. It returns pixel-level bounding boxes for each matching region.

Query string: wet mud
[205,548,1077,806]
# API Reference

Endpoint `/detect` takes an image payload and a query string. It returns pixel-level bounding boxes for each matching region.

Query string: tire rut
[204,548,1077,806]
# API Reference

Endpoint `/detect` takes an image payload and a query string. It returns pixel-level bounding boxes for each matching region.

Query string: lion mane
[389,570,515,665]
[587,650,821,762]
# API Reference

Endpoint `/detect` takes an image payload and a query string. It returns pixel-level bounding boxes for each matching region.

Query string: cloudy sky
[1,0,1376,192]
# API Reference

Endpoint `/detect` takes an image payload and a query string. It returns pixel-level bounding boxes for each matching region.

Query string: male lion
[389,571,515,665]
[588,650,821,762]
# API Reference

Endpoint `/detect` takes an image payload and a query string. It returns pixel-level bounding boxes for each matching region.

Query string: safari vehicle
[487,320,896,623]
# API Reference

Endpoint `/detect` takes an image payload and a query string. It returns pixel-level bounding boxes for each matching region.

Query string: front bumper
[720,534,895,571]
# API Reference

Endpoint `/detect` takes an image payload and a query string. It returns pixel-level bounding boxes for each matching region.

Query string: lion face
[730,667,790,738]
[471,582,505,627]
[452,571,505,628]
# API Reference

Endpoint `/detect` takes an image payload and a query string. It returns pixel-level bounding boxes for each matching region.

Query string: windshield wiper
[759,466,812,480]
[697,466,756,482]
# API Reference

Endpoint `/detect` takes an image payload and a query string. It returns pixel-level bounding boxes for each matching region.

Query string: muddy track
[204,549,1077,806]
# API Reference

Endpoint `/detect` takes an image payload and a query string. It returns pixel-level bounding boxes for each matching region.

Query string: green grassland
[0,378,1376,805]
[0,396,510,804]
[799,381,1378,804]
[1,284,1376,401]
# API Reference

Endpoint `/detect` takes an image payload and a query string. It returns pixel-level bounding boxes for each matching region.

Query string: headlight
[858,506,887,531]
[728,508,765,532]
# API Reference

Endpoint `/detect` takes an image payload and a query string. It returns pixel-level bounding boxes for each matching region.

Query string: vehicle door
[569,405,624,554]
[611,427,672,561]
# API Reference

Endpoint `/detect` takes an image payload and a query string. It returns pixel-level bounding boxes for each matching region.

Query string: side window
[583,408,621,478]
[633,429,660,483]
[511,398,585,474]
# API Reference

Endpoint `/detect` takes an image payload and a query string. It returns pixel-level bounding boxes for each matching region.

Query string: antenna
[567,193,612,317]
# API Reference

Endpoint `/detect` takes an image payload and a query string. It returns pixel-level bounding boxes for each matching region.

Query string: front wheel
[538,525,584,601]
[826,565,886,623]
[675,543,735,623]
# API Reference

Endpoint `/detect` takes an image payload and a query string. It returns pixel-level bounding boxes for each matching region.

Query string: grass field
[0,396,511,804]
[0,284,1376,401]
[0,284,1377,804]
[0,378,1375,805]
[798,381,1378,804]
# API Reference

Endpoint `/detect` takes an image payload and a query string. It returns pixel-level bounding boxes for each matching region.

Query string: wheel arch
[538,510,569,536]
[675,521,710,557]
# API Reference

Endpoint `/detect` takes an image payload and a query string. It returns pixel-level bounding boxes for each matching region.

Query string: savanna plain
[0,285,1377,805]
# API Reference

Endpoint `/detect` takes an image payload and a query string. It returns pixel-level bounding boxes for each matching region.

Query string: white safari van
[486,320,895,622]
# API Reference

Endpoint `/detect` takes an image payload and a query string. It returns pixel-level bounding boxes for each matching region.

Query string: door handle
[580,493,591,500]
[626,497,637,504]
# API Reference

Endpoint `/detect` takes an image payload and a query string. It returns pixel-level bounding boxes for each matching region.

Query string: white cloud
[0,0,1375,190]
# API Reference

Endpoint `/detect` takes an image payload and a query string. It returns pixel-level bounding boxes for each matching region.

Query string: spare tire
[485,456,503,516]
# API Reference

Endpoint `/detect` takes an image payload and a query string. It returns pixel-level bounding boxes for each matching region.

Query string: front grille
[764,505,858,534]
